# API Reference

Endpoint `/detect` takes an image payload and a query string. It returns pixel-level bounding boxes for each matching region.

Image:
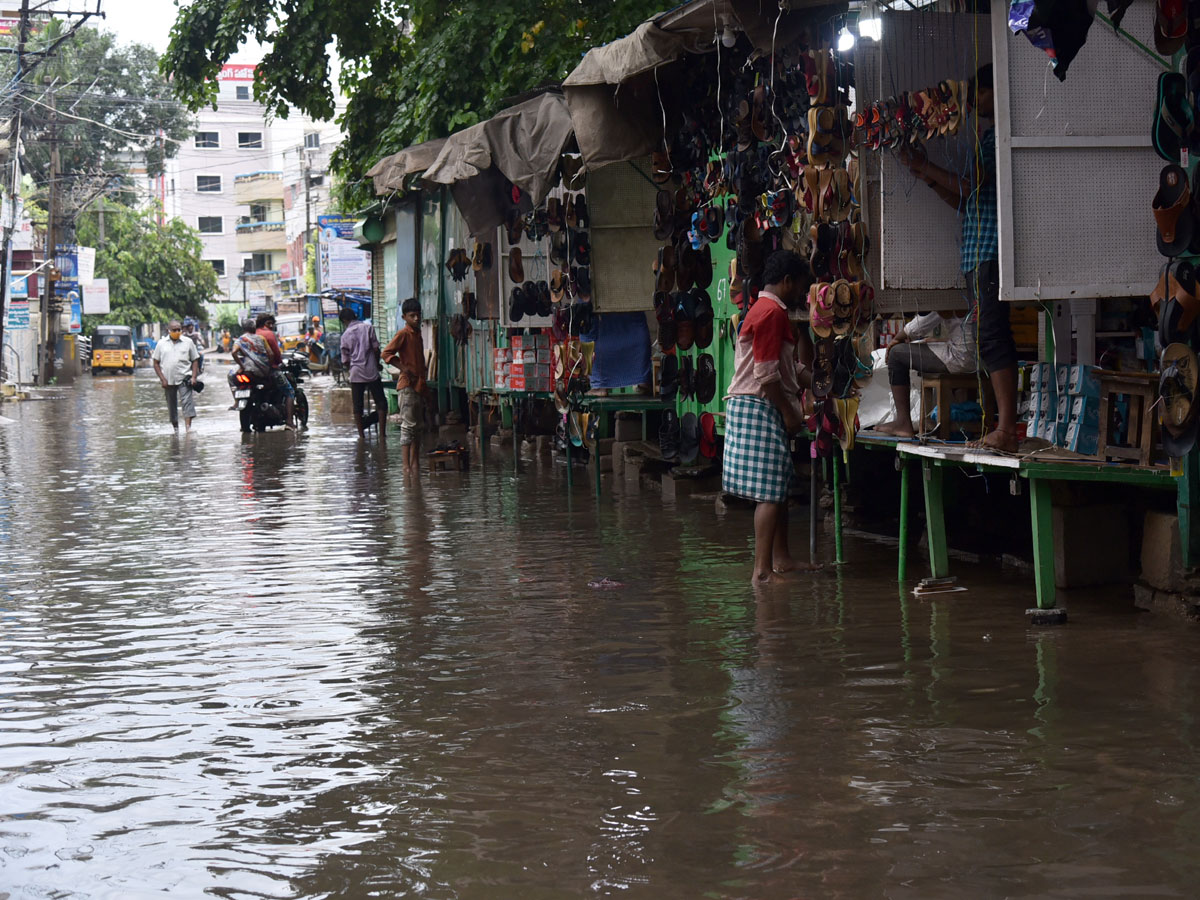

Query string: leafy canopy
[163,0,665,210]
[75,201,219,332]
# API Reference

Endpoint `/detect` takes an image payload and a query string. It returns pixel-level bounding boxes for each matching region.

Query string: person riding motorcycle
[232,318,271,379]
[256,312,297,429]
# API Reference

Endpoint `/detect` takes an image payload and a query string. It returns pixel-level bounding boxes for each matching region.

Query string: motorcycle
[228,349,311,432]
[303,332,345,384]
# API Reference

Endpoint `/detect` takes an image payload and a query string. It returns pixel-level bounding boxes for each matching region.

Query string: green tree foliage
[6,25,193,184]
[163,0,664,210]
[75,202,218,332]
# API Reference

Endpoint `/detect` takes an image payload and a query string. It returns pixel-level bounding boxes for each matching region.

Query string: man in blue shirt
[901,65,1018,452]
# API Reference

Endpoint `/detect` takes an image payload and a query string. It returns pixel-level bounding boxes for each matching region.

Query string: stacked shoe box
[507,334,552,393]
[1026,363,1057,443]
[1025,363,1100,452]
[493,347,511,391]
[1062,365,1100,455]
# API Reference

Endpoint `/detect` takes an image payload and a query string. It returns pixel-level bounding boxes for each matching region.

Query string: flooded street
[4,372,1200,898]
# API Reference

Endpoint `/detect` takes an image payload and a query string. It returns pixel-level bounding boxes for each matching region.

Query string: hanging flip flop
[1154,72,1193,164]
[812,336,835,398]
[809,282,834,338]
[1154,164,1195,258]
[830,279,855,336]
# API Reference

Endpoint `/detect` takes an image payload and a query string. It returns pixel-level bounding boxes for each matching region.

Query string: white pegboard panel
[1007,2,1157,138]
[863,12,992,299]
[994,0,1162,300]
[1011,146,1159,289]
[588,157,659,313]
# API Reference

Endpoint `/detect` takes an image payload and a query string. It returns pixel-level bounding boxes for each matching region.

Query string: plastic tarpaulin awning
[421,92,575,235]
[562,0,810,170]
[367,138,448,194]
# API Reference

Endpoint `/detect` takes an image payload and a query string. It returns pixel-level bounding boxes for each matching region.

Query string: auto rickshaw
[273,313,307,352]
[91,325,135,375]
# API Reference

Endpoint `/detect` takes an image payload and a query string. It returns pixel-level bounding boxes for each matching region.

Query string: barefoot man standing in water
[723,250,822,586]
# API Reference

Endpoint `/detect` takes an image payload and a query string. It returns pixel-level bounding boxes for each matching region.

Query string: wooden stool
[427,448,470,472]
[1096,370,1158,466]
[919,372,995,439]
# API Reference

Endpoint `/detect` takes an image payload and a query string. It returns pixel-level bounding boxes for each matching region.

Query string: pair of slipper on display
[659,410,718,464]
[652,242,714,294]
[655,288,715,353]
[445,242,492,282]
[660,353,717,405]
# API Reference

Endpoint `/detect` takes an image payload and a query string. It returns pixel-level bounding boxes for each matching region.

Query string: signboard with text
[317,214,371,291]
[83,278,109,315]
[6,298,28,329]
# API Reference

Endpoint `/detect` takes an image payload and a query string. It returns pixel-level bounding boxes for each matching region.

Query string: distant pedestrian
[339,307,387,442]
[382,298,428,475]
[151,319,200,432]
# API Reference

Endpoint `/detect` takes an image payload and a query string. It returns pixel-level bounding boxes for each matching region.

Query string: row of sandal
[855,80,969,151]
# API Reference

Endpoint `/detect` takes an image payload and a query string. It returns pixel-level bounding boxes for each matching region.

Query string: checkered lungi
[722,394,796,503]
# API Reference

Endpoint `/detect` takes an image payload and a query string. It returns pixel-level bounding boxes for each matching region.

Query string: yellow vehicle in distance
[273,313,308,352]
[91,325,135,375]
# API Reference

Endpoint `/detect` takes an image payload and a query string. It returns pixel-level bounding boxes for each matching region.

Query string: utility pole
[0,0,31,378]
[41,88,59,385]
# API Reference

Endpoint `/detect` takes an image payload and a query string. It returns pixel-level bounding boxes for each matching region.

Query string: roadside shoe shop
[357,0,1200,622]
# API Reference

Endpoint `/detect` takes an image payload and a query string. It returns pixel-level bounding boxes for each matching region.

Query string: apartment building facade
[157,64,343,313]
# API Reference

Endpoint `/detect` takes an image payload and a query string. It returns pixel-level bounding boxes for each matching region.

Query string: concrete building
[153,63,343,315]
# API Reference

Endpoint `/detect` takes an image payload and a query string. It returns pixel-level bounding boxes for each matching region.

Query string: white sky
[97,0,264,59]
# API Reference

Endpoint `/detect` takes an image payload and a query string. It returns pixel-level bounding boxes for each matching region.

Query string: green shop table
[892,442,1176,617]
[576,394,672,497]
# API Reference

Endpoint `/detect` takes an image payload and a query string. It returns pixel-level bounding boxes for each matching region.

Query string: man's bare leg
[876,383,917,437]
[772,501,823,574]
[753,502,783,585]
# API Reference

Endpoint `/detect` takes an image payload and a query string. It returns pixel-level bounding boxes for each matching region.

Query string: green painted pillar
[922,460,949,579]
[898,457,910,583]
[1029,477,1056,610]
[1178,448,1200,569]
[832,453,844,564]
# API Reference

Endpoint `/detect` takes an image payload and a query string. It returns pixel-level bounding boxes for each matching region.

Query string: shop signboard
[76,246,96,286]
[55,244,78,285]
[318,214,371,290]
[56,283,81,333]
[6,298,29,329]
[9,275,27,299]
[83,278,110,315]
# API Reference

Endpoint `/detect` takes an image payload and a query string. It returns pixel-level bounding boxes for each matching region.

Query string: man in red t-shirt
[723,250,821,585]
[255,312,296,429]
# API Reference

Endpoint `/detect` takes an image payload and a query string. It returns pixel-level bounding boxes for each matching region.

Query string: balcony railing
[234,170,282,185]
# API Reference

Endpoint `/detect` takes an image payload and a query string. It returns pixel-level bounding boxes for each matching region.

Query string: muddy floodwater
[4,372,1200,898]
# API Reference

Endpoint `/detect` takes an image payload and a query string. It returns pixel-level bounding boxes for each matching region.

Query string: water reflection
[2,373,1200,896]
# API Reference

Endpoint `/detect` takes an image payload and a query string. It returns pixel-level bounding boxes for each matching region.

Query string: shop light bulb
[858,1,883,41]
[721,25,737,48]
[837,26,856,52]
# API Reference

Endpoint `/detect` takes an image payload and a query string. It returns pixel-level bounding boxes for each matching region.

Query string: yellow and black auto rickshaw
[91,325,135,375]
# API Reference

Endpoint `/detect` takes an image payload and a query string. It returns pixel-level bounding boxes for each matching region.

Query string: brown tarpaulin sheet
[366,137,448,194]
[563,0,810,170]
[421,92,574,234]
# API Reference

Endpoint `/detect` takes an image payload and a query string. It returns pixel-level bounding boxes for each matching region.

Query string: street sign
[6,298,28,329]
